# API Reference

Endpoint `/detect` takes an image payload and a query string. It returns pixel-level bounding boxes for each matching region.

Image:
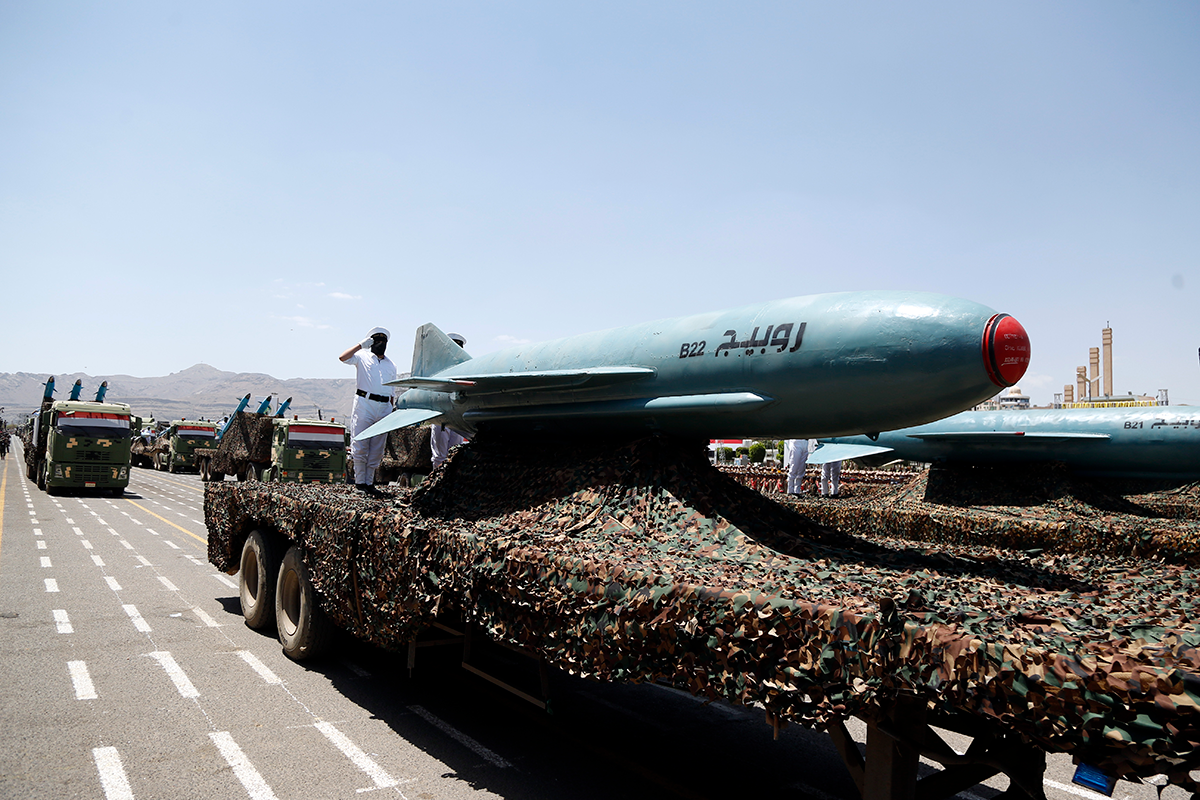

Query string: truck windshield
[287,425,345,449]
[177,426,216,440]
[55,412,132,440]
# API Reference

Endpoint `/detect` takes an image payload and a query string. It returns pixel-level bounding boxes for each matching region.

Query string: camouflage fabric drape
[206,435,1200,790]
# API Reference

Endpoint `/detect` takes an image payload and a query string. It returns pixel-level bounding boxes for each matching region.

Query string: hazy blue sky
[2,2,1197,405]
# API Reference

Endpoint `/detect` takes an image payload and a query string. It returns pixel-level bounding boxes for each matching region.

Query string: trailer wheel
[212,470,225,482]
[199,460,209,481]
[275,545,335,660]
[168,458,177,474]
[246,463,259,481]
[239,530,281,629]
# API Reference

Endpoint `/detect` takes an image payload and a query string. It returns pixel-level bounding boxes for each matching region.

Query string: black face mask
[370,339,387,357]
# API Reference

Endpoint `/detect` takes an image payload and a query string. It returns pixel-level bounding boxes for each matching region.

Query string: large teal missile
[357,291,1030,441]
[814,407,1200,479]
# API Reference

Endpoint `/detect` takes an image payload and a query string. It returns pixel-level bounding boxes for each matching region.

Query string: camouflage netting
[784,463,1200,564]
[381,425,433,473]
[205,435,1200,790]
[209,412,274,475]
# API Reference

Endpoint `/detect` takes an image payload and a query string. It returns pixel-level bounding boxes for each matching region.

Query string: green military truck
[196,406,347,484]
[25,378,133,496]
[148,420,218,473]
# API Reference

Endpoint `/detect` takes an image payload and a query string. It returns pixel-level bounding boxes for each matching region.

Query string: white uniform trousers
[786,442,809,494]
[350,395,392,484]
[821,460,842,496]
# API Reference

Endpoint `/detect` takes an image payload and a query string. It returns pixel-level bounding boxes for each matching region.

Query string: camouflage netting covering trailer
[207,411,275,477]
[205,434,1200,793]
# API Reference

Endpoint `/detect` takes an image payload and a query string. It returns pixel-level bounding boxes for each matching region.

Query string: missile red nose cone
[982,314,1031,387]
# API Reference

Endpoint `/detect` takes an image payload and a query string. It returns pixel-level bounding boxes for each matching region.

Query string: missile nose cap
[982,313,1030,387]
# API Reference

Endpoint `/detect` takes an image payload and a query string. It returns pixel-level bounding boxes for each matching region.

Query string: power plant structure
[1059,325,1163,408]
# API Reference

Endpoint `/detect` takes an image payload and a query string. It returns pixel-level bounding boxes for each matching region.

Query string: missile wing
[357,291,1030,442]
[819,407,1200,479]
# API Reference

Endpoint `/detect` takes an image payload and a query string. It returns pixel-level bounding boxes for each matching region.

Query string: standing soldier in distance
[339,327,397,494]
[430,332,467,469]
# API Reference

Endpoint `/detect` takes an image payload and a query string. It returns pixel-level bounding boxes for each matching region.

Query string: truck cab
[158,420,218,473]
[33,399,133,495]
[262,418,348,483]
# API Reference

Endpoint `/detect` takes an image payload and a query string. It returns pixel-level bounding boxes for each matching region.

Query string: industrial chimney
[1102,327,1113,398]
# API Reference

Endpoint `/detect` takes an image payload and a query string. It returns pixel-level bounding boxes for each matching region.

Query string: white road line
[408,705,512,768]
[148,651,199,698]
[36,540,46,550]
[208,732,278,800]
[65,518,74,524]
[69,660,96,699]
[96,518,106,525]
[45,579,59,593]
[92,555,106,567]
[191,606,221,627]
[120,540,134,549]
[82,540,94,550]
[123,604,152,633]
[105,576,122,591]
[341,660,371,678]
[72,527,84,536]
[33,528,42,536]
[313,721,398,789]
[107,528,118,536]
[158,576,179,591]
[54,609,74,634]
[1045,778,1123,800]
[136,556,152,566]
[163,541,180,550]
[214,574,238,589]
[146,529,159,536]
[237,651,282,685]
[92,746,133,800]
[40,557,52,568]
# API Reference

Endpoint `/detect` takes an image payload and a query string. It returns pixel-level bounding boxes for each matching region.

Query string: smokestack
[1102,327,1113,397]
[1064,385,1074,404]
[1089,347,1100,399]
[1076,366,1088,401]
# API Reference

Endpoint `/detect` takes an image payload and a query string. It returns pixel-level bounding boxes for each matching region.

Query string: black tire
[212,470,225,482]
[36,460,46,491]
[239,530,281,629]
[168,457,177,474]
[246,463,259,481]
[199,460,210,481]
[275,545,335,660]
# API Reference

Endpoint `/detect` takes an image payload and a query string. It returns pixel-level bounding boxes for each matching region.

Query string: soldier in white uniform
[339,327,397,492]
[429,332,467,469]
[782,438,812,495]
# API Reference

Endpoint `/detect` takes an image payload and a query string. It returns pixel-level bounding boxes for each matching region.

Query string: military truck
[145,420,218,473]
[25,378,133,496]
[195,395,347,484]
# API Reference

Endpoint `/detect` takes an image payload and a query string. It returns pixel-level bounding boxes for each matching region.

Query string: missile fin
[354,407,442,441]
[809,443,894,464]
[411,324,472,378]
[463,391,773,424]
[909,431,1110,442]
[387,366,654,394]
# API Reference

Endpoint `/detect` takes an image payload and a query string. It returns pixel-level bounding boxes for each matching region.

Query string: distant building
[974,386,1030,411]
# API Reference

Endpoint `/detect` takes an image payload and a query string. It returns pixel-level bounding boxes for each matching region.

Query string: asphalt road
[0,446,1187,800]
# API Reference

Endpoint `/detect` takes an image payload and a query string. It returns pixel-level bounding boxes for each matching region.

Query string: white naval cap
[367,326,391,340]
[447,332,466,346]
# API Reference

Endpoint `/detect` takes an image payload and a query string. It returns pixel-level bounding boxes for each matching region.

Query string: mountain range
[0,365,357,425]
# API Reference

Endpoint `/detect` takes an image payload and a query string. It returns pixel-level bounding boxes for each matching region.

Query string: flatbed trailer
[205,434,1200,799]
